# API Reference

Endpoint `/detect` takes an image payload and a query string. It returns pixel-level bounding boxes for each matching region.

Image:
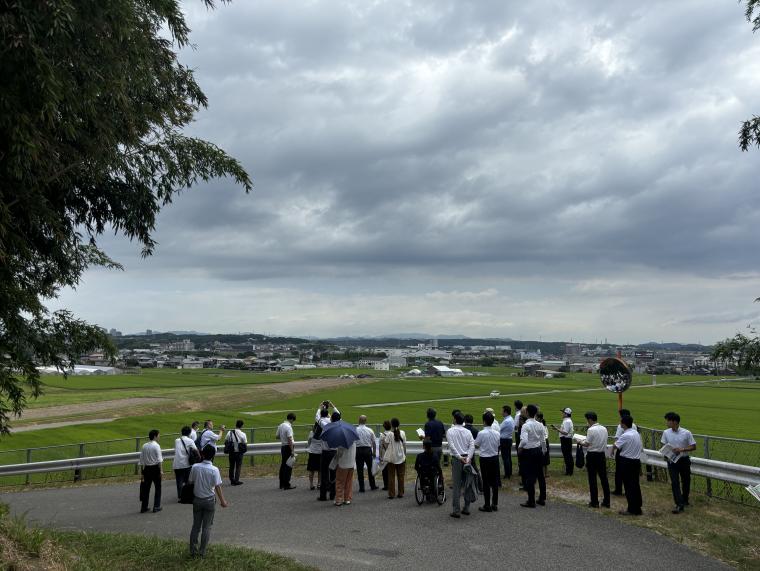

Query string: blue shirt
[499,416,515,439]
[424,419,445,447]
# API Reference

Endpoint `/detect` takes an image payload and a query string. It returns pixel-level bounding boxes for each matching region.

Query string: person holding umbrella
[319,414,360,504]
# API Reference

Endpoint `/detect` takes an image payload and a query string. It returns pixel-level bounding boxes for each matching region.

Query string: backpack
[195,429,207,450]
[181,437,201,465]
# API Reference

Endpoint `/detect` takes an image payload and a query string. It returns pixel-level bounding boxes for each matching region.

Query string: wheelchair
[414,469,446,505]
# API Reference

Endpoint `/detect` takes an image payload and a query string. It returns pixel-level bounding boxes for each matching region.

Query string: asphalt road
[3,476,727,570]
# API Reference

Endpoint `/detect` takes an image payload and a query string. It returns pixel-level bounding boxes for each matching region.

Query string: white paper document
[572,434,587,445]
[746,483,760,503]
[659,444,683,463]
[416,428,425,438]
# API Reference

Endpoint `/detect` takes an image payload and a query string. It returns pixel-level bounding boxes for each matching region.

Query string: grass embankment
[542,469,760,570]
[0,504,312,571]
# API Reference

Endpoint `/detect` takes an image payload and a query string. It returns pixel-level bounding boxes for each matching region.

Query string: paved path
[3,477,726,570]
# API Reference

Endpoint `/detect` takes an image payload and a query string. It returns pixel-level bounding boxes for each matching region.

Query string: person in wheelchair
[415,439,444,496]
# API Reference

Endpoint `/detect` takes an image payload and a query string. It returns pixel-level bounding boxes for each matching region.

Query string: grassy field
[1,367,757,457]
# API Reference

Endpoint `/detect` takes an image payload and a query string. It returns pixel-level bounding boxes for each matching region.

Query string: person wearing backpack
[173,426,200,501]
[224,419,247,486]
[197,419,225,450]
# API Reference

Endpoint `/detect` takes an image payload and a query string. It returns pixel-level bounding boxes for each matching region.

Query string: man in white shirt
[499,405,515,480]
[446,411,475,518]
[188,445,229,558]
[199,419,225,450]
[517,404,546,508]
[475,411,501,512]
[138,429,163,513]
[581,411,610,508]
[612,408,636,496]
[552,407,575,476]
[613,415,643,516]
[276,413,297,490]
[355,415,378,492]
[173,425,199,501]
[661,411,697,514]
[189,421,200,443]
[224,419,248,486]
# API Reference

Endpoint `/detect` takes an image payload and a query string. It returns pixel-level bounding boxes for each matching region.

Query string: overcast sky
[50,0,760,343]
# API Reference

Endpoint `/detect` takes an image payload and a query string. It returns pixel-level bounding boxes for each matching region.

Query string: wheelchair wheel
[414,474,425,505]
[435,474,446,505]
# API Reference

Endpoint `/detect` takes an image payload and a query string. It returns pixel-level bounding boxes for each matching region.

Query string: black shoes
[152,507,162,513]
[478,506,492,512]
[672,505,684,514]
[588,502,600,508]
[536,500,546,506]
[491,505,498,512]
[283,485,297,490]
[461,509,470,515]
[520,502,536,508]
[450,512,461,518]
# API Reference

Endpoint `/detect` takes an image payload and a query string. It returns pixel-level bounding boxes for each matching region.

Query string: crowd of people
[136,401,698,557]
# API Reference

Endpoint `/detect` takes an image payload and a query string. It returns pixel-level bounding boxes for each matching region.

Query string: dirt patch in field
[13,418,116,433]
[265,376,373,396]
[18,398,168,421]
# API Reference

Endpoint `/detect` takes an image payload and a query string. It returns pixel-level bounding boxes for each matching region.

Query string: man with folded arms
[518,404,546,508]
[446,411,475,518]
[581,411,610,508]
[661,411,697,514]
[613,415,643,516]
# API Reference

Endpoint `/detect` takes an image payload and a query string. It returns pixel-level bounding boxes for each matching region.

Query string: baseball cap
[562,407,572,415]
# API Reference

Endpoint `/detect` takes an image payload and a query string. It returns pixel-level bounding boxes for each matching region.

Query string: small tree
[0,0,251,432]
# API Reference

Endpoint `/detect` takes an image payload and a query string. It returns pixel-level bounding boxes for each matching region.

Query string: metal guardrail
[0,441,758,490]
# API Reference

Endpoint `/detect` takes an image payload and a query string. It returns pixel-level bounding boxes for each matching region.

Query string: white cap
[562,407,572,415]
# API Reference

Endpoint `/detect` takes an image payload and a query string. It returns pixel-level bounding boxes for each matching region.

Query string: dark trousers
[382,465,389,489]
[174,467,191,499]
[668,457,691,507]
[560,438,574,475]
[586,451,610,506]
[140,464,162,510]
[356,446,376,491]
[522,448,546,505]
[480,455,501,508]
[319,449,336,499]
[619,457,643,514]
[500,438,513,479]
[515,432,525,486]
[613,449,623,493]
[279,445,292,488]
[228,451,243,484]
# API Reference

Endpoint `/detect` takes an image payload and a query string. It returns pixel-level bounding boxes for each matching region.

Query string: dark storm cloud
[65,0,760,341]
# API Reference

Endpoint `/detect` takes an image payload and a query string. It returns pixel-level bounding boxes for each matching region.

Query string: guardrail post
[74,443,85,482]
[646,430,655,481]
[704,436,712,497]
[25,449,31,485]
[134,437,140,475]
[251,428,256,468]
